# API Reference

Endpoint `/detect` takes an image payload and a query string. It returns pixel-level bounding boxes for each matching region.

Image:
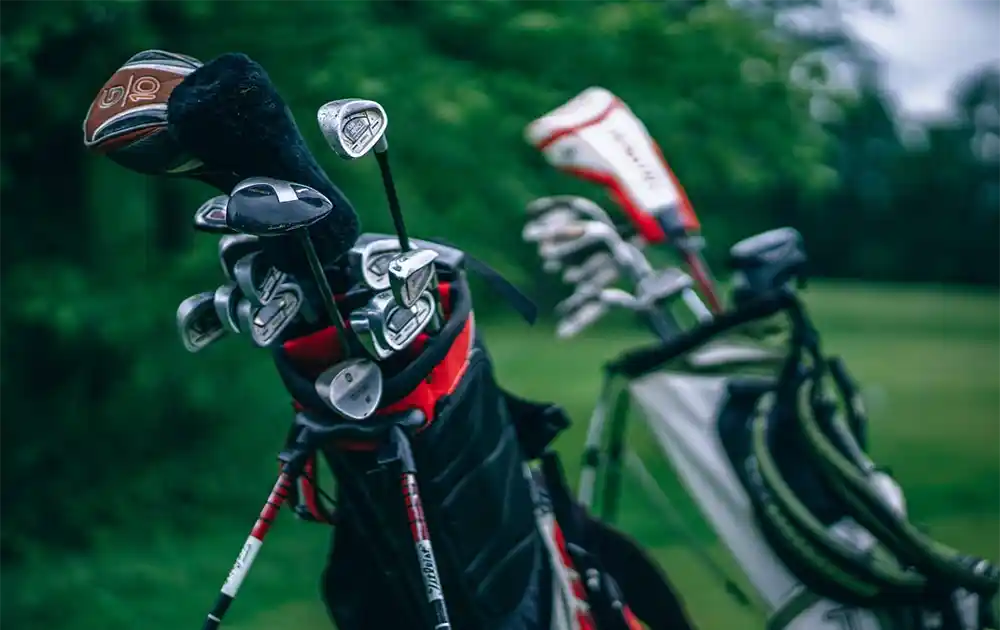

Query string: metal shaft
[374,149,410,252]
[297,230,349,344]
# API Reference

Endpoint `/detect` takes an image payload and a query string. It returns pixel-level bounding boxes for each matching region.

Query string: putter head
[317,99,388,159]
[214,283,243,333]
[314,358,384,420]
[233,251,285,306]
[349,238,402,291]
[388,248,439,309]
[193,195,233,234]
[599,287,641,310]
[218,234,261,281]
[235,283,304,348]
[177,291,226,352]
[227,177,334,236]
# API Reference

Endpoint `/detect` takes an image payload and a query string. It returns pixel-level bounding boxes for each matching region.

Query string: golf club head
[636,268,695,307]
[314,358,384,420]
[554,265,619,316]
[563,252,615,284]
[599,287,642,311]
[233,251,286,306]
[227,177,334,236]
[214,283,243,333]
[383,291,436,352]
[556,300,608,339]
[193,195,233,234]
[350,238,402,291]
[522,209,577,243]
[388,248,439,309]
[177,291,226,352]
[526,195,614,227]
[82,50,210,178]
[236,282,304,348]
[349,296,394,361]
[218,234,261,281]
[317,99,388,159]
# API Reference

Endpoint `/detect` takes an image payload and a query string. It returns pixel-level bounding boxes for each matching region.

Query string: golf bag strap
[540,452,641,630]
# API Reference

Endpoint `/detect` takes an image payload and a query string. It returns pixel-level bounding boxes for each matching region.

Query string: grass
[3,281,998,630]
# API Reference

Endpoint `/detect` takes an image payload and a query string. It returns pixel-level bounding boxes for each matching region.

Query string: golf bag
[275,238,682,630]
[583,290,999,630]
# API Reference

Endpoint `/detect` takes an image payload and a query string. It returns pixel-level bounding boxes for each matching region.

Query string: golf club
[226,177,351,348]
[563,251,616,285]
[318,99,411,251]
[233,251,286,306]
[555,265,620,317]
[388,248,439,309]
[313,358,384,419]
[214,283,243,333]
[194,195,234,234]
[556,300,608,340]
[234,282,304,348]
[219,234,262,282]
[350,238,402,291]
[527,195,615,227]
[349,290,436,360]
[176,291,227,352]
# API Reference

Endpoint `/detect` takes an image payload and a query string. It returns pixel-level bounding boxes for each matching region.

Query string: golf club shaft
[374,150,410,252]
[297,231,349,343]
[203,473,294,630]
[683,250,722,314]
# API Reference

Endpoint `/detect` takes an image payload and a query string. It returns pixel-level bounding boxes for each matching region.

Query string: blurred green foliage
[0,0,996,578]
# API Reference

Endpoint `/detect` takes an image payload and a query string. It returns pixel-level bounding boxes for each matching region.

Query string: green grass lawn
[4,282,998,630]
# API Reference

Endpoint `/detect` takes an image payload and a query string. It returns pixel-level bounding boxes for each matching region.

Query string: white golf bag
[578,292,999,630]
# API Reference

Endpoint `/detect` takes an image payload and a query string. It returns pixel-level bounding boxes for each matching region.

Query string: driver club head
[233,251,286,306]
[235,282,304,348]
[193,195,233,234]
[388,248,439,309]
[214,283,243,333]
[317,99,388,159]
[314,358,384,420]
[218,234,261,281]
[177,291,227,352]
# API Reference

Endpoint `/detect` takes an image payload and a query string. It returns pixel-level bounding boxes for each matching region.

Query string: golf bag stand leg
[380,424,452,630]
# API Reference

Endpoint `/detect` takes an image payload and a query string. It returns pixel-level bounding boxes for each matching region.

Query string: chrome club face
[218,234,261,281]
[353,238,401,291]
[233,251,286,306]
[234,282,304,348]
[349,290,435,360]
[317,99,388,160]
[314,358,383,420]
[388,248,438,309]
[177,291,226,352]
[214,283,243,333]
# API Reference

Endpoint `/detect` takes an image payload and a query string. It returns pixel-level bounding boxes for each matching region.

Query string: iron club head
[177,291,227,352]
[314,358,384,420]
[350,238,401,291]
[218,234,261,281]
[233,251,286,306]
[387,248,439,309]
[214,283,243,333]
[234,282,304,348]
[317,99,388,159]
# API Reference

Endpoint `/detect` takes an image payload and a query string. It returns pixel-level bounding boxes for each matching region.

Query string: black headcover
[168,53,360,274]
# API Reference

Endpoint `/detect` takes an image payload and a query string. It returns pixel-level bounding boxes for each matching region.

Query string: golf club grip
[607,291,794,378]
